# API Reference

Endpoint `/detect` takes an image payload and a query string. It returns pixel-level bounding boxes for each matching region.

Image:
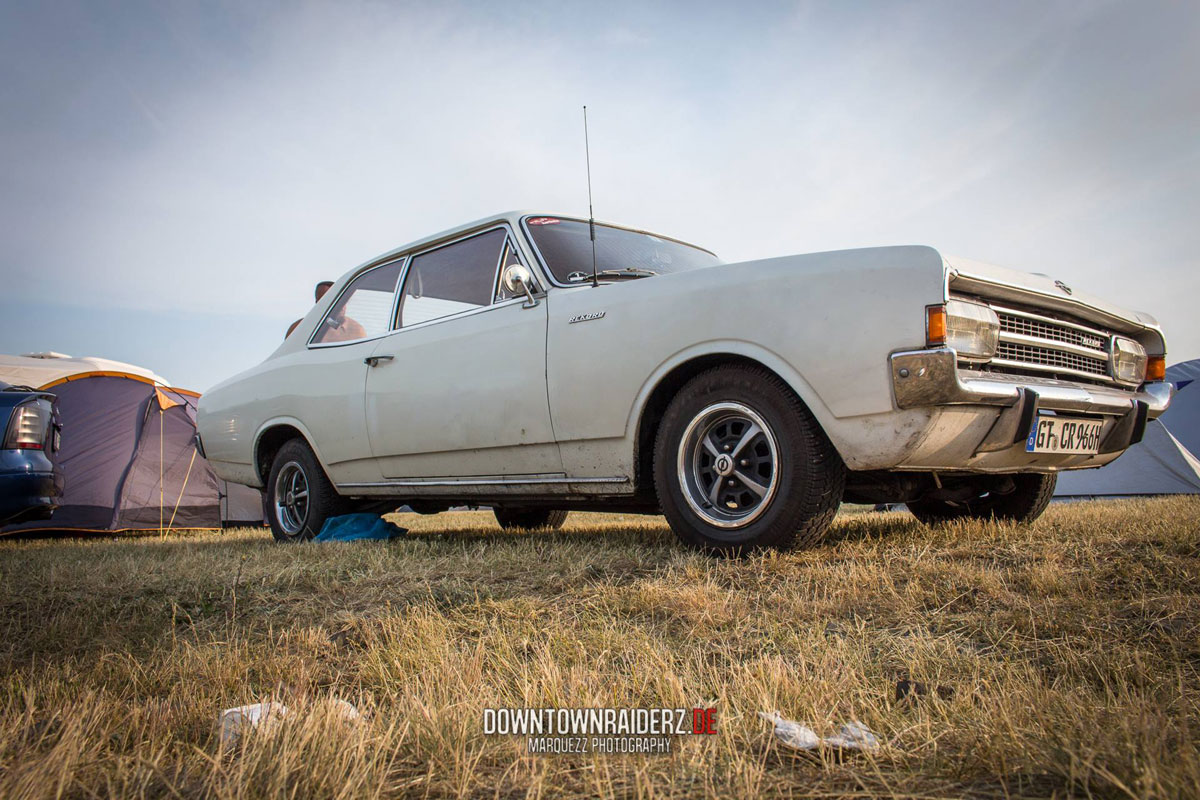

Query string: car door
[363,226,562,478]
[295,258,407,484]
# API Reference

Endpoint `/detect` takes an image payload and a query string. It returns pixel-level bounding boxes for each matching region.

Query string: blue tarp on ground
[314,513,407,541]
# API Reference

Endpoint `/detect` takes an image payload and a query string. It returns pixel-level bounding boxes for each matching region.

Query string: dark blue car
[0,381,63,526]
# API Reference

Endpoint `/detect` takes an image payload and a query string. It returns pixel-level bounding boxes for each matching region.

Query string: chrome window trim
[308,223,539,350]
[307,256,409,350]
[310,294,528,348]
[519,213,719,289]
[393,223,533,330]
[383,295,529,337]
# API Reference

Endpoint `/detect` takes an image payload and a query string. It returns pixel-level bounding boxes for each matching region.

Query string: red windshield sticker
[527,217,560,225]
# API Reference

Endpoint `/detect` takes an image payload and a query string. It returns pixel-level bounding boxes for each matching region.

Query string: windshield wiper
[589,268,658,281]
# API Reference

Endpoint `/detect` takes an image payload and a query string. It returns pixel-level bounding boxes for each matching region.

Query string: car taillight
[3,400,51,450]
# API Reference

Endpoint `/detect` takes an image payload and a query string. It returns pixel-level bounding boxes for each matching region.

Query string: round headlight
[944,300,1000,361]
[1111,337,1148,385]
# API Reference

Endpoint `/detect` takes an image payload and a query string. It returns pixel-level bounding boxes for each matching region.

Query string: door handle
[364,355,394,367]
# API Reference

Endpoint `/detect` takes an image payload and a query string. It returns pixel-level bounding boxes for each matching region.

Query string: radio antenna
[583,105,599,288]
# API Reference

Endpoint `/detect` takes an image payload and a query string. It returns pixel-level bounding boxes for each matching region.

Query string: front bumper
[887,348,1174,473]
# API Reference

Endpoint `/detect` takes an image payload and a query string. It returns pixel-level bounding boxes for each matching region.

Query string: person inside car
[286,281,336,339]
[318,306,367,342]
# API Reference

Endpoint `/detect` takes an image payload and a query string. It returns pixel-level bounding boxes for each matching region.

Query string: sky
[1,0,1197,391]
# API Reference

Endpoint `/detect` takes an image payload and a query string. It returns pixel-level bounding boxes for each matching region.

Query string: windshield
[524,217,720,284]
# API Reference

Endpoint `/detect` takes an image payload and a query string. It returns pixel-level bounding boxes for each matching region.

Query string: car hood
[943,254,1161,337]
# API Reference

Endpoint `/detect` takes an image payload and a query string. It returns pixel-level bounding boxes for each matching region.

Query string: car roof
[352,210,530,270]
[337,210,715,284]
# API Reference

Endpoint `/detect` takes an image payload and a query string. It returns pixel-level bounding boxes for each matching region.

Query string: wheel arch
[630,344,838,499]
[253,418,323,486]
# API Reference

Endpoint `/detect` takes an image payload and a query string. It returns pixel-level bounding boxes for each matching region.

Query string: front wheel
[653,365,845,555]
[907,472,1057,525]
[266,439,346,542]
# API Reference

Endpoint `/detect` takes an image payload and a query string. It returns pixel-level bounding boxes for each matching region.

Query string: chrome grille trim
[993,342,1109,381]
[953,296,1119,386]
[992,304,1111,352]
[998,330,1111,361]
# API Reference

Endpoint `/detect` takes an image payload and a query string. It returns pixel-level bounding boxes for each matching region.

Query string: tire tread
[267,438,346,542]
[653,364,845,554]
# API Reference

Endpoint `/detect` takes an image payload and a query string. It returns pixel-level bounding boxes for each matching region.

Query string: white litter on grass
[822,720,880,750]
[218,698,361,747]
[758,711,880,752]
[219,702,288,747]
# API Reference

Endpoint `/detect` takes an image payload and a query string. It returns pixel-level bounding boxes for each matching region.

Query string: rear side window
[311,260,404,344]
[398,229,506,327]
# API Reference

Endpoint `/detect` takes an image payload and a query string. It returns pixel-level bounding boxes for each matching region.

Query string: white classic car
[197,211,1172,552]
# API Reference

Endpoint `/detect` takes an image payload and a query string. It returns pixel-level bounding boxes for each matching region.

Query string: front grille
[995,341,1109,377]
[954,296,1121,386]
[998,313,1108,353]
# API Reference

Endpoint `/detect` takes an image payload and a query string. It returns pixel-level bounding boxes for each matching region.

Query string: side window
[311,260,404,344]
[398,229,506,327]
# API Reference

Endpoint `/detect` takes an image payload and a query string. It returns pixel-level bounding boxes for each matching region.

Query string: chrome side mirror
[502,264,539,309]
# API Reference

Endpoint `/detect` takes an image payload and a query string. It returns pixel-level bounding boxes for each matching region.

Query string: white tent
[0,352,170,389]
[1055,359,1200,496]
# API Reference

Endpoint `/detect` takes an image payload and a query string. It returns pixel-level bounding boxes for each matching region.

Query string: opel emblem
[1054,280,1073,295]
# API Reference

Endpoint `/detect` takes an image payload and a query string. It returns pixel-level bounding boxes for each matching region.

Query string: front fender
[546,245,948,474]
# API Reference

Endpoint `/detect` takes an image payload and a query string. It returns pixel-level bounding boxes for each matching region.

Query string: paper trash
[758,711,879,752]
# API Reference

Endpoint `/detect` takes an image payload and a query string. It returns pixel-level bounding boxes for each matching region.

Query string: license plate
[1025,414,1103,454]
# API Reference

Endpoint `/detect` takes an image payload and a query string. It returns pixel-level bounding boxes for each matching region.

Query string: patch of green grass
[1,498,1197,798]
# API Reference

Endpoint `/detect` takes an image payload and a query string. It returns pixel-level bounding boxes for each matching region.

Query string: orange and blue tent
[0,353,264,533]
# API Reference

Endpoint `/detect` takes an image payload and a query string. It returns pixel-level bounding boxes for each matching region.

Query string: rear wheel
[266,439,345,542]
[653,365,845,555]
[494,508,569,530]
[907,472,1057,525]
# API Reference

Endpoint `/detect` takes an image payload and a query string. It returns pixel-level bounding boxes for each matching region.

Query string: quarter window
[494,238,535,302]
[398,229,506,327]
[311,260,403,344]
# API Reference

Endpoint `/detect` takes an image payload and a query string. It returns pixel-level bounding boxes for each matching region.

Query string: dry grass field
[1,498,1198,799]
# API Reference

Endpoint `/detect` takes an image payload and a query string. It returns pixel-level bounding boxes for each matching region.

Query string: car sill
[337,475,630,490]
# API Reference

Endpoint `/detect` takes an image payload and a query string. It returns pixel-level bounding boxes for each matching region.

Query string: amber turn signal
[926,305,947,347]
[1146,355,1166,382]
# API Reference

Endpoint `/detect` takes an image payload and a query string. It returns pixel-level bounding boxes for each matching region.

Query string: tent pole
[166,447,198,532]
[159,408,164,538]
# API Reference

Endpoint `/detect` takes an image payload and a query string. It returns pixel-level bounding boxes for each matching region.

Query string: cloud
[0,0,1196,389]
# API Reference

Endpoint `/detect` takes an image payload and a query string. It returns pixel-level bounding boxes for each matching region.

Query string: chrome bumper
[890,348,1174,461]
[891,348,1172,416]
